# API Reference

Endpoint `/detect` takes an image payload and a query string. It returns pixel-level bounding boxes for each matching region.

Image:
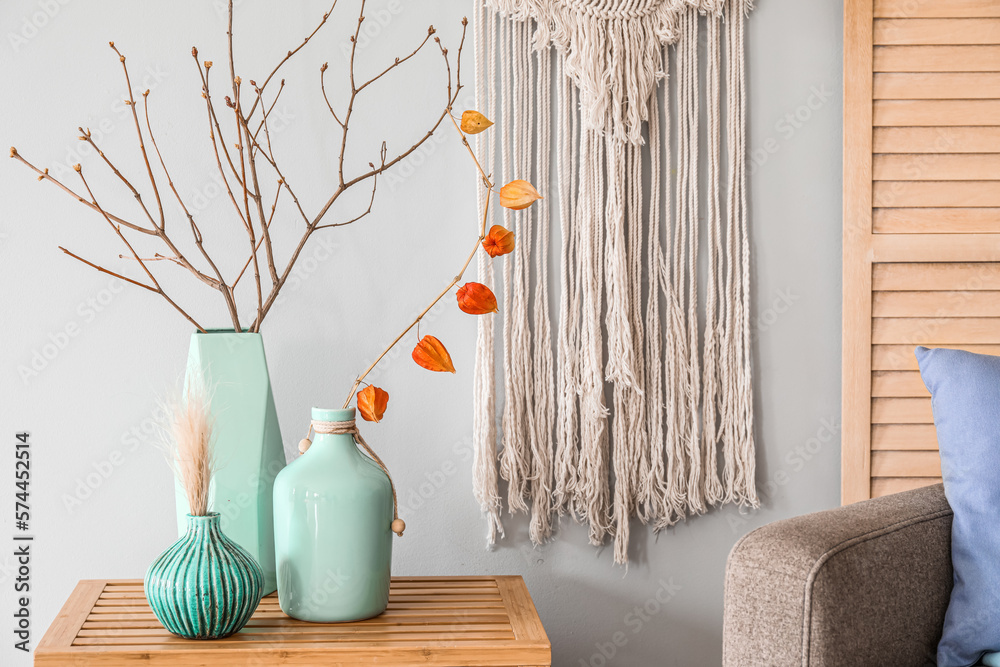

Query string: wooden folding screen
[843,0,1000,504]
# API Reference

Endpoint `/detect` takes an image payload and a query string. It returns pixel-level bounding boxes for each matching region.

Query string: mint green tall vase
[273,408,394,622]
[178,331,286,595]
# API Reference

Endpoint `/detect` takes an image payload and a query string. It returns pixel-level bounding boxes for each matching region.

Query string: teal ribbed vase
[145,513,264,640]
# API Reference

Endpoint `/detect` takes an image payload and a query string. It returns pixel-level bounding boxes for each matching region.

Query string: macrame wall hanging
[470,0,758,565]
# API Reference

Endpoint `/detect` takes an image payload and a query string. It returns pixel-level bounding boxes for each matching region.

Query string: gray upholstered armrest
[723,484,953,667]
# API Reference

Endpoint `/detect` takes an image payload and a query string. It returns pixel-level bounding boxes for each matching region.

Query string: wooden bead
[391,518,406,536]
[298,438,312,453]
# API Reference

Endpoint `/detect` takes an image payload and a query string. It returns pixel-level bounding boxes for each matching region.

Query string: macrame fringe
[471,0,758,565]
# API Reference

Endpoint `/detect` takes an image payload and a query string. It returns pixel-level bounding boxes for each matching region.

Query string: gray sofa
[723,484,954,667]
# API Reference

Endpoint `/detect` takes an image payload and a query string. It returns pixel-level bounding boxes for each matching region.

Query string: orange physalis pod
[357,385,389,423]
[482,224,515,258]
[460,110,494,135]
[498,179,542,210]
[412,335,456,373]
[457,282,499,315]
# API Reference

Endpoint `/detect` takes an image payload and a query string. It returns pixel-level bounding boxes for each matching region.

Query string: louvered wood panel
[873,209,1000,233]
[872,451,942,477]
[874,46,1000,72]
[871,477,942,498]
[871,371,928,397]
[872,127,1000,154]
[874,100,1000,126]
[845,1,1000,504]
[873,343,1000,369]
[874,182,1000,208]
[871,397,933,424]
[874,155,1000,181]
[871,424,938,450]
[872,291,1000,316]
[874,73,1000,99]
[874,127,1000,154]
[874,19,1000,45]
[873,263,1000,290]
[873,316,1000,344]
[875,0,1000,18]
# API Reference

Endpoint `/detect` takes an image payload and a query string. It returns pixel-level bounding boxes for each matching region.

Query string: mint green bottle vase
[145,513,264,639]
[178,331,286,595]
[273,408,394,622]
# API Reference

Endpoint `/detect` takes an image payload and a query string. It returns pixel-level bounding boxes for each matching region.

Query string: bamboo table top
[35,576,551,666]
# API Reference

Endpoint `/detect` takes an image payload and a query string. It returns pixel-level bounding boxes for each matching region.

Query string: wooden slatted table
[35,576,550,666]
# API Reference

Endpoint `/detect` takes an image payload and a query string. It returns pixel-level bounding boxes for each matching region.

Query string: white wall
[0,1,843,664]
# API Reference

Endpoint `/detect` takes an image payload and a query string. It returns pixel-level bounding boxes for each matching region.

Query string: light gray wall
[0,1,843,664]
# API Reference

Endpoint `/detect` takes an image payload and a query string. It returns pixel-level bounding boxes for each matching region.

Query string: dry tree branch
[340,103,490,407]
[247,13,467,332]
[232,184,281,289]
[143,92,243,331]
[235,85,280,288]
[193,55,251,228]
[242,0,339,121]
[59,246,158,292]
[109,42,165,230]
[77,166,206,331]
[77,128,158,230]
[355,29,437,95]
[73,121,223,293]
[10,149,157,235]
[319,64,344,128]
[13,3,467,335]
[119,253,184,266]
[315,144,385,231]
[228,76,265,326]
[252,79,286,146]
[340,49,486,408]
[247,88,310,228]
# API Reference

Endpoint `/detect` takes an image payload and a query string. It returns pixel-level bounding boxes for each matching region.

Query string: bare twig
[13,3,468,337]
[315,144,384,231]
[247,88,311,227]
[59,246,157,291]
[233,184,281,289]
[11,150,156,235]
[341,76,489,408]
[194,56,251,228]
[77,127,158,229]
[243,0,339,120]
[119,252,183,266]
[247,12,468,332]
[77,167,206,331]
[143,93,243,331]
[319,64,344,127]
[252,79,286,145]
[109,42,165,230]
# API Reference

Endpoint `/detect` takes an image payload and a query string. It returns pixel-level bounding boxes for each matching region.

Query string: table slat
[35,576,550,667]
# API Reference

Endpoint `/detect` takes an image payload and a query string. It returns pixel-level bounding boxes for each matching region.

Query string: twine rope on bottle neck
[302,419,404,536]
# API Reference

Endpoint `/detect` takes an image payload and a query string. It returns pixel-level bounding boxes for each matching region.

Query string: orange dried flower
[457,282,498,315]
[482,224,515,258]
[460,110,493,135]
[357,385,389,423]
[499,179,542,210]
[412,335,456,373]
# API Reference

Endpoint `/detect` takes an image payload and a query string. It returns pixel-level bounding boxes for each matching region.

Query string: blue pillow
[916,346,1000,667]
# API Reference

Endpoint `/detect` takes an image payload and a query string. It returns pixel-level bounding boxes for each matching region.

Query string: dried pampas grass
[161,377,216,517]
